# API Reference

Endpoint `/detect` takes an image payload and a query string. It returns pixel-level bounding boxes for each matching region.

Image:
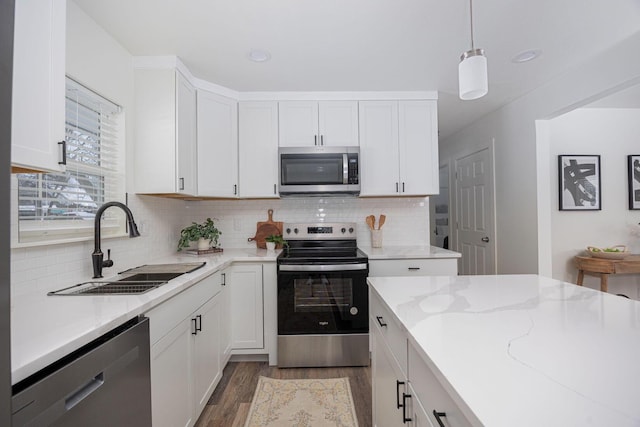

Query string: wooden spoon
[366,215,375,230]
[378,214,386,230]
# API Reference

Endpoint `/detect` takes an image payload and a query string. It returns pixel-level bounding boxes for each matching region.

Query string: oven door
[277,263,368,335]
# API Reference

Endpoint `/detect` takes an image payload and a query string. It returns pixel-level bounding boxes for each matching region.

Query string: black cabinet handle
[274,184,277,194]
[396,380,405,409]
[221,272,226,286]
[314,135,318,146]
[433,410,447,427]
[320,135,324,146]
[233,184,237,195]
[191,318,198,335]
[179,177,185,191]
[408,267,421,271]
[402,393,412,423]
[396,182,399,193]
[376,316,387,327]
[402,182,405,192]
[196,314,202,332]
[58,140,67,165]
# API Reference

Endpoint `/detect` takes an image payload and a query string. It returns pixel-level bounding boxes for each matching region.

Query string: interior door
[455,147,496,275]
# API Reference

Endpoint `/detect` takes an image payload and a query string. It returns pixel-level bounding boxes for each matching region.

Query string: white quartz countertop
[361,245,461,259]
[368,274,640,427]
[11,248,279,385]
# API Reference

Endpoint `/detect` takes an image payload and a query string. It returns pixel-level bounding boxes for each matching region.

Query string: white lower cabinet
[220,269,232,363]
[369,258,458,277]
[147,271,224,427]
[229,263,264,350]
[371,288,473,427]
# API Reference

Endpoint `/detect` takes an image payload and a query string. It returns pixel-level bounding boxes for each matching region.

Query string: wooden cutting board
[248,209,283,249]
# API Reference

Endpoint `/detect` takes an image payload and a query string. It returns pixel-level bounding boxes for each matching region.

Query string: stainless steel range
[277,222,369,368]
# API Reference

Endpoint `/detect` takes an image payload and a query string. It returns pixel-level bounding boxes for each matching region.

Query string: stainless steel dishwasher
[11,316,151,426]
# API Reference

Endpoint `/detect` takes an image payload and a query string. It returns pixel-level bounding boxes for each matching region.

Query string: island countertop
[368,274,640,426]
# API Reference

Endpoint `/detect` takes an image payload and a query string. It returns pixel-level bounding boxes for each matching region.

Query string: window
[16,78,125,243]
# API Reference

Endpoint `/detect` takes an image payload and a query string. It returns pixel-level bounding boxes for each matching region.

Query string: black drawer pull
[433,410,447,427]
[408,267,421,271]
[396,380,405,409]
[376,316,387,327]
[402,393,412,423]
[191,318,198,335]
[221,272,226,286]
[58,140,67,165]
[196,314,202,332]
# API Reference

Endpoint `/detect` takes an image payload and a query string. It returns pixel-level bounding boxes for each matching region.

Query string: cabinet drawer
[369,259,457,277]
[370,289,407,377]
[147,271,222,344]
[408,345,474,427]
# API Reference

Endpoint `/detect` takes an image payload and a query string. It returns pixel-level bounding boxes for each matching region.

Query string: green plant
[177,218,221,251]
[265,234,288,248]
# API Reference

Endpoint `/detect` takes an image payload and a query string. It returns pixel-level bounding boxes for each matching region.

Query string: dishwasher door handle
[65,373,105,410]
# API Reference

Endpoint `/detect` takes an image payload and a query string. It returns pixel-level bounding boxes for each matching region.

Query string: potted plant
[265,234,287,251]
[177,218,221,251]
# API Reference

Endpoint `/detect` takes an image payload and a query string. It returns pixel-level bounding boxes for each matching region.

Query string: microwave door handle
[343,154,349,184]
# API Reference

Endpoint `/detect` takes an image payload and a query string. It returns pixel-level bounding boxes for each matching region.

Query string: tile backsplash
[11,195,430,295]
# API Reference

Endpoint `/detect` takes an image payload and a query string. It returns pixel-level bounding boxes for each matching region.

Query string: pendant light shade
[459,48,488,100]
[458,0,488,100]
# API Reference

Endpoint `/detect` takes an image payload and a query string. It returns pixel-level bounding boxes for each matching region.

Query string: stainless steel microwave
[278,146,360,196]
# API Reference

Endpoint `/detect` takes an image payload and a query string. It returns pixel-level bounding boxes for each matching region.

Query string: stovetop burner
[278,222,367,265]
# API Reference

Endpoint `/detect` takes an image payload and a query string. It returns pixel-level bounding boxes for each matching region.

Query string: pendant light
[458,0,488,100]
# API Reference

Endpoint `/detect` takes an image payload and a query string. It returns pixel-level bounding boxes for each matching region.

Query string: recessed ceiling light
[248,49,271,62]
[511,49,542,63]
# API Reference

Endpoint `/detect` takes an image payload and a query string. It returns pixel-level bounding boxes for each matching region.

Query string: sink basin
[117,272,183,282]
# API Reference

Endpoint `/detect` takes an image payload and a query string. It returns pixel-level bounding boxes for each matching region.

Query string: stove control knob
[349,227,354,233]
[294,228,299,234]
[341,227,346,233]
[286,228,291,235]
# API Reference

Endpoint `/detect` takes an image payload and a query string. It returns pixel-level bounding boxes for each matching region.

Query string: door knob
[481,237,490,242]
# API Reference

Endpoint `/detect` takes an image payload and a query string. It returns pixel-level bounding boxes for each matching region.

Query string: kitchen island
[368,274,640,426]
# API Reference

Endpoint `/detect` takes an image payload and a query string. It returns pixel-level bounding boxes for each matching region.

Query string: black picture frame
[558,155,601,211]
[628,155,640,210]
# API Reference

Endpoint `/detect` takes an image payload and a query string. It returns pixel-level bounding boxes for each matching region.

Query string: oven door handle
[279,263,368,272]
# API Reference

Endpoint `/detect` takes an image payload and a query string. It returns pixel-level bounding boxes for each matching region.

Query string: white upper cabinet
[134,69,197,195]
[238,101,279,198]
[279,101,359,147]
[359,100,438,196]
[196,90,238,198]
[12,0,66,173]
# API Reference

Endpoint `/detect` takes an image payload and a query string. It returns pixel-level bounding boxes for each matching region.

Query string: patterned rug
[244,376,359,427]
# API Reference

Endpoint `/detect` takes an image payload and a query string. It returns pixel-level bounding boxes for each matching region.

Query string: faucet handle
[103,249,114,268]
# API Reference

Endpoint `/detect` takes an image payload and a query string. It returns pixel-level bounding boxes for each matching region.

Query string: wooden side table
[574,254,640,292]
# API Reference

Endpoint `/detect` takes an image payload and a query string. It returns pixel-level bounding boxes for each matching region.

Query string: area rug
[244,376,359,427]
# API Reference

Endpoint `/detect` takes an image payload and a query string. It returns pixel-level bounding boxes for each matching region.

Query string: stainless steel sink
[47,262,205,296]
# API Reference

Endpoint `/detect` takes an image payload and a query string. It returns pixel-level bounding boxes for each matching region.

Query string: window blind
[17,77,125,243]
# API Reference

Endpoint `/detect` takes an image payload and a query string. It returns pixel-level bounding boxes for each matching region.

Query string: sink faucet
[92,201,141,278]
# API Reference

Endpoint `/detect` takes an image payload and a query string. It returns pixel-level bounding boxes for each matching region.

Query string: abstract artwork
[629,155,640,210]
[558,155,601,211]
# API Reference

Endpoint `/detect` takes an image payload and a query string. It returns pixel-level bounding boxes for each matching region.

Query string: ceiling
[73,0,640,138]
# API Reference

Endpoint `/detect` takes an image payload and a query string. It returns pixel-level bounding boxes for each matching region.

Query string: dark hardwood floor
[195,361,372,427]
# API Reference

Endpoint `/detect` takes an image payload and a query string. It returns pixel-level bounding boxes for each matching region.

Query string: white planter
[197,238,211,250]
[266,241,276,251]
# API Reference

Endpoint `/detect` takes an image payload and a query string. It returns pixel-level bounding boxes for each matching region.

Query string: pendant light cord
[469,0,475,51]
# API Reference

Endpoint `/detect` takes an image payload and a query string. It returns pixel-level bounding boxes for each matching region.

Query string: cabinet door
[151,318,194,427]
[372,320,406,427]
[407,383,435,427]
[176,71,197,195]
[238,102,279,198]
[359,101,400,196]
[11,0,66,173]
[192,293,222,418]
[278,101,319,146]
[230,264,264,349]
[318,101,359,146]
[220,270,232,363]
[399,101,439,195]
[197,90,238,197]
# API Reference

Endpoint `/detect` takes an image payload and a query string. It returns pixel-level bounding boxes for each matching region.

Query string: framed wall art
[558,155,601,211]
[629,155,640,210]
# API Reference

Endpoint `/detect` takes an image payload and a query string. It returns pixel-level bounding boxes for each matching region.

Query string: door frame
[452,140,497,274]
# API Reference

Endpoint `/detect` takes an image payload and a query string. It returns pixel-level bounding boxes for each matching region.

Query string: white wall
[440,31,640,275]
[548,108,640,296]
